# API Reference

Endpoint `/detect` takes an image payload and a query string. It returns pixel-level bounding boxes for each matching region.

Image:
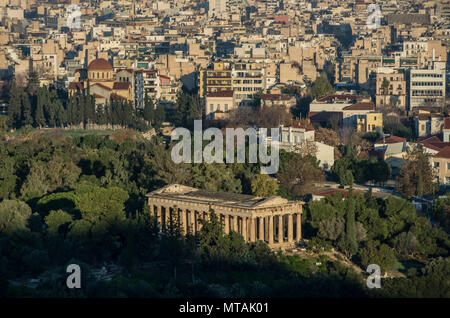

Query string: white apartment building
[410,63,446,109]
[232,60,266,107]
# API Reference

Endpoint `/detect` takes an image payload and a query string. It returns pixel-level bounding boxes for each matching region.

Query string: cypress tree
[21,93,33,127]
[417,173,423,198]
[34,88,46,128]
[143,92,154,122]
[8,81,22,128]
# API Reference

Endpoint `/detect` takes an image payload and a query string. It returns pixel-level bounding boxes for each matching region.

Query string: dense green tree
[250,174,278,197]
[344,193,358,256]
[311,77,335,100]
[0,200,32,235]
[397,144,437,197]
[359,240,396,272]
[45,210,73,234]
[143,93,155,123]
[21,94,33,126]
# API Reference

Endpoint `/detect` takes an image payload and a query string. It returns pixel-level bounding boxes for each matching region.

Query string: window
[209,104,213,112]
[446,177,450,184]
[447,163,450,170]
[217,104,220,111]
[434,162,440,168]
[224,104,228,111]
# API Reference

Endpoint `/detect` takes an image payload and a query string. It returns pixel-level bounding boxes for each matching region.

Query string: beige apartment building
[431,147,450,185]
[205,90,234,119]
[232,59,266,107]
[376,69,407,109]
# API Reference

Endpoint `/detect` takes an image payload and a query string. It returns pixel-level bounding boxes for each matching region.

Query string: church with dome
[68,57,134,107]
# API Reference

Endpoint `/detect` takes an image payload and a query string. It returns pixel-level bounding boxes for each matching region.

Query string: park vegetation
[0,131,448,297]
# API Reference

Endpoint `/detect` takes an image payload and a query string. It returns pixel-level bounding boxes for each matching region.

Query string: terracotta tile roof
[91,83,112,91]
[68,82,84,90]
[207,90,234,98]
[88,58,113,71]
[417,136,441,143]
[374,135,406,144]
[343,101,374,111]
[425,142,450,151]
[434,146,450,159]
[113,82,131,90]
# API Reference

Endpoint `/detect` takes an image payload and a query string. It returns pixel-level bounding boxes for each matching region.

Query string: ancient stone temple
[146,184,303,249]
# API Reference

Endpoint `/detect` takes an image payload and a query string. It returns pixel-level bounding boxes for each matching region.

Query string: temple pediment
[253,196,289,207]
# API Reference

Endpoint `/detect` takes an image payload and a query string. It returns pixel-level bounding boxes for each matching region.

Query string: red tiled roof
[417,135,441,143]
[88,58,113,71]
[426,142,450,151]
[91,83,112,91]
[68,82,84,90]
[375,135,406,144]
[421,142,443,152]
[434,146,450,159]
[207,90,234,98]
[113,82,131,90]
[343,102,374,111]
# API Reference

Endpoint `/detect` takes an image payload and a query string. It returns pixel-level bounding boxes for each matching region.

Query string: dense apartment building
[409,62,446,109]
[199,61,233,99]
[375,68,407,109]
[232,59,267,107]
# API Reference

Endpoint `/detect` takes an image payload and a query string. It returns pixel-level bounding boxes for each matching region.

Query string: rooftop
[146,184,299,209]
[375,135,406,144]
[88,58,113,71]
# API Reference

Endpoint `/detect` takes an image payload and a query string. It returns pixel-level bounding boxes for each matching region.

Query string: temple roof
[147,184,299,209]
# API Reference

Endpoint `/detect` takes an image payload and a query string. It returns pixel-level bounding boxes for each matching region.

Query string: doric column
[296,213,302,241]
[278,215,283,243]
[268,215,274,245]
[258,217,264,241]
[150,204,155,216]
[233,215,238,232]
[164,206,170,228]
[250,218,256,242]
[288,214,293,242]
[180,209,187,235]
[197,211,203,231]
[242,216,247,241]
[156,205,162,227]
[188,210,195,235]
[224,214,229,234]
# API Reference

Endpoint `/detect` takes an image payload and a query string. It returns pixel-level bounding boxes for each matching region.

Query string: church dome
[88,58,113,71]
